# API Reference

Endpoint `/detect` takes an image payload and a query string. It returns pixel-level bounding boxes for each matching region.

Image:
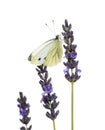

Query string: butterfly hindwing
[44,39,63,66]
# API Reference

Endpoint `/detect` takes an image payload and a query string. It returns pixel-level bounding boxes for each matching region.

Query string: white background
[0,0,105,130]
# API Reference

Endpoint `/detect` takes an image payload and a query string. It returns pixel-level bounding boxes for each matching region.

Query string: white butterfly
[28,35,63,67]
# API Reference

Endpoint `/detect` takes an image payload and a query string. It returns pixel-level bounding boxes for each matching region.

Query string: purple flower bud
[20,108,27,116]
[70,52,77,59]
[42,85,53,95]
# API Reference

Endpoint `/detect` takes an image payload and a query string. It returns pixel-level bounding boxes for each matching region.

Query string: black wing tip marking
[28,54,32,61]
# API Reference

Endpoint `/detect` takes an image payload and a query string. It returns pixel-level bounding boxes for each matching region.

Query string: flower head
[17,92,32,130]
[62,19,81,82]
[36,65,59,120]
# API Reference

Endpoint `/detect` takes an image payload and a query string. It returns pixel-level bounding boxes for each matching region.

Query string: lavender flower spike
[36,65,59,120]
[62,19,81,130]
[17,92,32,130]
[62,19,81,82]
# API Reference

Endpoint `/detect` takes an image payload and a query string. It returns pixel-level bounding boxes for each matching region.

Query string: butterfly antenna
[52,20,56,36]
[45,23,55,35]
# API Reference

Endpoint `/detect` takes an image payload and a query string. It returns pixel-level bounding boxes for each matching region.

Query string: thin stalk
[71,69,74,130]
[53,120,56,130]
[26,125,28,130]
[71,81,74,130]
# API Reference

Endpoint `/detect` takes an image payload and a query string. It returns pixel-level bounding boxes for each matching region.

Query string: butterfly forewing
[28,40,54,66]
[28,36,63,66]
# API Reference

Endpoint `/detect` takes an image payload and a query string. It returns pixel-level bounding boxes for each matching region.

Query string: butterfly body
[28,35,63,66]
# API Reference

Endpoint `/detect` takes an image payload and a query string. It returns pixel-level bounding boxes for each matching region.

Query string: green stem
[26,125,28,130]
[53,120,56,130]
[71,81,74,130]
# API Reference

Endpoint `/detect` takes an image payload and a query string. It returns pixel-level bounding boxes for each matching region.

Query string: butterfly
[28,35,63,67]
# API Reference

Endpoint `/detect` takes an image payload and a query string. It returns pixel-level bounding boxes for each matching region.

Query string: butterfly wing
[44,39,63,66]
[28,39,55,66]
[28,36,63,66]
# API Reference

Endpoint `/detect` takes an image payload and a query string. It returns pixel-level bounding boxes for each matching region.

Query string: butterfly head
[55,35,59,39]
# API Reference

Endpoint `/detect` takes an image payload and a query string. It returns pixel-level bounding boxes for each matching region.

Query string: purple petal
[75,67,81,73]
[43,85,53,94]
[64,67,69,74]
[70,52,77,59]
